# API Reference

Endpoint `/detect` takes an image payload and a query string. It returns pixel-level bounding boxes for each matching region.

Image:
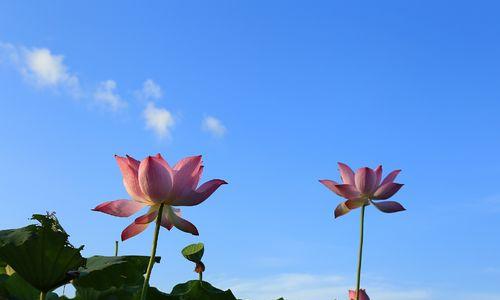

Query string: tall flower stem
[355,204,366,300]
[115,241,119,256]
[39,292,47,300]
[140,203,165,300]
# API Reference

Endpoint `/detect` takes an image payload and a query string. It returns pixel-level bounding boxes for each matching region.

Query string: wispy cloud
[0,43,80,97]
[215,273,432,300]
[202,116,226,138]
[143,102,174,139]
[136,79,163,101]
[94,80,127,111]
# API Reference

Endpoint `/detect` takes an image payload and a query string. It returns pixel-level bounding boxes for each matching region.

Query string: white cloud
[0,43,80,97]
[93,80,127,111]
[202,116,226,138]
[143,102,174,138]
[214,273,432,300]
[136,79,163,100]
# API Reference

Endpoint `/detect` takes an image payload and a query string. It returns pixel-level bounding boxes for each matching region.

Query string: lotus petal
[121,222,149,241]
[380,169,401,186]
[172,155,203,198]
[160,207,180,230]
[349,289,370,300]
[373,183,404,200]
[134,208,159,224]
[345,199,366,209]
[138,156,174,203]
[355,167,377,194]
[170,179,227,206]
[319,179,343,196]
[115,155,148,203]
[166,206,199,235]
[92,200,145,217]
[338,162,355,184]
[335,184,361,199]
[374,165,382,186]
[334,202,351,218]
[370,200,406,213]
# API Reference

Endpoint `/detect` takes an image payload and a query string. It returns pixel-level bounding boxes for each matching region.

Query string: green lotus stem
[39,291,47,300]
[199,271,203,282]
[140,203,164,300]
[355,204,366,300]
[115,240,119,256]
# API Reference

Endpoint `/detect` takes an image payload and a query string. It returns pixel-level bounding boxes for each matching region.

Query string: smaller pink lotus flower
[93,154,227,241]
[319,162,405,218]
[349,289,370,300]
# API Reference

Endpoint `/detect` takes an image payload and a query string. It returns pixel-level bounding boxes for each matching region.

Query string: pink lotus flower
[93,154,227,241]
[319,162,405,218]
[349,289,370,300]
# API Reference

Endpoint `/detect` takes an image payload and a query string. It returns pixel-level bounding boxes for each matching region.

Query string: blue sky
[1,1,499,299]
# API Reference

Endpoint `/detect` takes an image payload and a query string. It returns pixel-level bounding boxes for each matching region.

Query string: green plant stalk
[39,291,47,300]
[355,205,366,300]
[140,203,165,300]
[115,241,119,256]
[199,271,203,282]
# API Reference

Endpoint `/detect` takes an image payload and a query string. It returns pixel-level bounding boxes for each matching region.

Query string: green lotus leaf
[0,272,39,300]
[181,243,204,263]
[0,214,85,293]
[0,260,6,275]
[0,272,60,300]
[169,280,237,300]
[73,285,141,300]
[73,255,160,291]
[69,286,177,300]
[146,287,178,300]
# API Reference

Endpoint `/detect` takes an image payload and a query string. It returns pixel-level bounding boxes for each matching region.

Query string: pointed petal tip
[121,232,131,242]
[91,204,105,212]
[334,202,350,218]
[121,222,149,241]
[92,200,145,217]
[337,162,356,185]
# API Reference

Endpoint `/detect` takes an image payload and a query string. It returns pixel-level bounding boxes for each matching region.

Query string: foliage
[0,214,85,293]
[0,214,250,299]
[0,261,59,300]
[169,280,237,300]
[72,255,162,299]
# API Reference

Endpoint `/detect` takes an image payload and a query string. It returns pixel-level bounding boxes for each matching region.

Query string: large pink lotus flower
[349,289,370,300]
[319,162,405,218]
[93,154,227,241]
